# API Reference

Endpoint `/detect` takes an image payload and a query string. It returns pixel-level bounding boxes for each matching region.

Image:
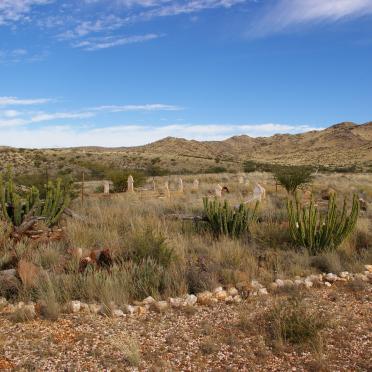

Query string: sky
[0,0,372,148]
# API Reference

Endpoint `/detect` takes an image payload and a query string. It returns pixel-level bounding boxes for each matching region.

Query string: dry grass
[0,171,371,309]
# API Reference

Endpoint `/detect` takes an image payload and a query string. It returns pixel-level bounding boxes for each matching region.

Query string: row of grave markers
[101,175,265,202]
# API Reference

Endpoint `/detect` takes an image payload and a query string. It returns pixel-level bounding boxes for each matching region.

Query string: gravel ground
[0,284,371,371]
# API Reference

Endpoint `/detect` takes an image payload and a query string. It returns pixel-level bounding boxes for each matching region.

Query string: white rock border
[1,265,371,319]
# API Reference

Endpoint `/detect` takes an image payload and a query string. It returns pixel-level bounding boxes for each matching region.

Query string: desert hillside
[1,122,371,177]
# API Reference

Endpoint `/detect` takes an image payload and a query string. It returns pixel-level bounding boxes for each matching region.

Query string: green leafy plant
[203,197,258,238]
[274,165,313,194]
[287,193,359,255]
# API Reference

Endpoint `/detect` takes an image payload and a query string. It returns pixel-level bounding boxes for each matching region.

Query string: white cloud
[72,33,162,50]
[0,96,52,106]
[134,0,245,20]
[0,123,319,147]
[0,0,51,25]
[0,102,182,127]
[253,0,372,36]
[92,104,182,112]
[57,15,127,40]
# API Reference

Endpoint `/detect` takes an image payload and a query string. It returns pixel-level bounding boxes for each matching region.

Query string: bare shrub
[266,295,327,346]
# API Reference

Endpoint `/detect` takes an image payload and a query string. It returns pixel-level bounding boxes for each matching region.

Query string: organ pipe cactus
[287,193,359,255]
[203,197,258,238]
[39,179,70,226]
[0,169,40,226]
[0,168,70,228]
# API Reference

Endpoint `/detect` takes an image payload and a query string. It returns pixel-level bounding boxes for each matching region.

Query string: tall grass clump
[266,295,327,346]
[203,198,258,238]
[287,193,359,255]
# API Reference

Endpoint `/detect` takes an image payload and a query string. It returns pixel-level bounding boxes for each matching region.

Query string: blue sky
[0,0,372,147]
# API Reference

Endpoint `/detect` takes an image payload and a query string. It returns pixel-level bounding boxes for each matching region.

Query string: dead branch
[165,213,208,222]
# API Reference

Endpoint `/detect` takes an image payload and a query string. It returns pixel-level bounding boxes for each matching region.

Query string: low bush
[266,295,327,346]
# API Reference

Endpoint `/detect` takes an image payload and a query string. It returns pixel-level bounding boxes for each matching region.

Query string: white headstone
[193,179,199,190]
[127,175,134,192]
[178,177,183,193]
[103,181,110,195]
[243,183,266,204]
[215,184,223,198]
[164,181,170,198]
[238,176,244,184]
[253,183,266,201]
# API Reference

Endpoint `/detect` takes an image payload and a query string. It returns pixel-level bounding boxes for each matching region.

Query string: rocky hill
[1,122,371,176]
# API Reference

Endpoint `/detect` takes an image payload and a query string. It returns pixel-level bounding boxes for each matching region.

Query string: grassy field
[1,171,371,305]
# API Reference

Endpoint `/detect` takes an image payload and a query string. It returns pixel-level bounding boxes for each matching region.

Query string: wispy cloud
[0,96,52,106]
[0,48,48,64]
[91,104,182,112]
[0,0,51,25]
[72,33,162,51]
[0,122,320,147]
[0,100,183,127]
[252,0,372,36]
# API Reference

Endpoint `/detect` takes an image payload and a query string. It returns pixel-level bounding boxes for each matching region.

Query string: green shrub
[274,165,313,194]
[204,166,227,174]
[287,194,359,255]
[243,160,257,173]
[203,198,258,238]
[124,228,174,268]
[107,169,146,192]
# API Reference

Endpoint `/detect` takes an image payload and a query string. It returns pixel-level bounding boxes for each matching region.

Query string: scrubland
[0,171,371,371]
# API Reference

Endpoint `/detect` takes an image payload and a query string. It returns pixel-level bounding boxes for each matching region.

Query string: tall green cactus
[0,168,40,226]
[0,168,70,228]
[203,197,258,238]
[39,179,70,226]
[287,193,359,255]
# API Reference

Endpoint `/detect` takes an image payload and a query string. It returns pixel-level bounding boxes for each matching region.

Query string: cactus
[203,197,258,238]
[287,193,359,254]
[0,168,70,228]
[0,168,40,226]
[39,179,70,226]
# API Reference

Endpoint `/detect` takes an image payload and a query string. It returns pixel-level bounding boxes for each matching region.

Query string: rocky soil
[0,280,371,371]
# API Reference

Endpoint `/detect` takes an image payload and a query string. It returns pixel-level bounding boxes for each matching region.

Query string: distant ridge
[1,122,372,175]
[128,121,372,168]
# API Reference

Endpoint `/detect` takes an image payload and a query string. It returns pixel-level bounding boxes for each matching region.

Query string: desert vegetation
[0,166,371,370]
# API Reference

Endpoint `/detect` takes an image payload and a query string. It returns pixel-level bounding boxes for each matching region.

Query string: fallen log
[63,208,86,222]
[14,216,45,236]
[165,214,208,222]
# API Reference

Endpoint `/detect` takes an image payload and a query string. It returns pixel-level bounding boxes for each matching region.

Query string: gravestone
[253,183,266,201]
[127,175,134,192]
[152,179,156,191]
[244,183,266,203]
[178,177,184,193]
[164,181,170,198]
[215,184,223,198]
[238,176,244,184]
[103,181,110,195]
[193,179,199,190]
